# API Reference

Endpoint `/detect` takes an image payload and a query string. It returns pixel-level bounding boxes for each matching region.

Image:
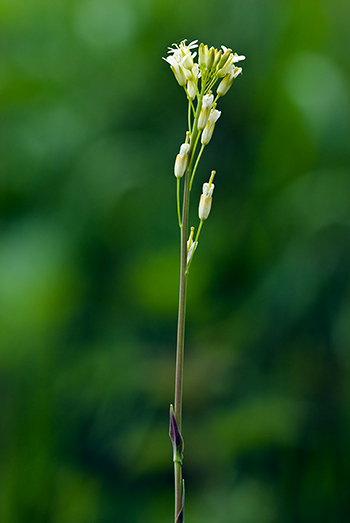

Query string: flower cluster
[163,40,245,101]
[163,39,245,270]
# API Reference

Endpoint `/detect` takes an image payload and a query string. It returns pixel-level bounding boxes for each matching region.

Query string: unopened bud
[201,109,221,145]
[187,226,198,265]
[198,174,215,220]
[217,66,242,96]
[217,48,232,70]
[187,79,196,99]
[174,143,190,178]
[198,43,209,68]
[198,93,214,130]
[213,49,222,69]
[206,47,215,69]
[217,58,233,78]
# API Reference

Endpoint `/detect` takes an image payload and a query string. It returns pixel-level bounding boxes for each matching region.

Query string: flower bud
[187,79,196,100]
[217,55,234,78]
[174,143,190,178]
[191,63,200,79]
[201,109,221,145]
[198,93,214,130]
[212,49,222,69]
[206,47,215,69]
[198,180,215,220]
[186,226,198,265]
[187,64,199,99]
[217,51,245,77]
[217,66,242,97]
[198,43,209,68]
[218,48,232,69]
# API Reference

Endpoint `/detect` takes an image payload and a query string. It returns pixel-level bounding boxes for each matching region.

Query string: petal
[232,54,246,62]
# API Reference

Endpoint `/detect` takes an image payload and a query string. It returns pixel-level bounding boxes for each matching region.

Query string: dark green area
[1,0,350,521]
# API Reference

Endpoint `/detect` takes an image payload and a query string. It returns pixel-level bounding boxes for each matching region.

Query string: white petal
[187,40,198,50]
[232,54,246,62]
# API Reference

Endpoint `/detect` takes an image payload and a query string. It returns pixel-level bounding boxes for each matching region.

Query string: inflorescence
[163,39,245,268]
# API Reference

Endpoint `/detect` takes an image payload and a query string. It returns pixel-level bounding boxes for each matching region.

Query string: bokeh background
[1,0,350,521]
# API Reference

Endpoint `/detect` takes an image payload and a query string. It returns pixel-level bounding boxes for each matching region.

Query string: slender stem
[176,178,182,229]
[174,171,189,426]
[173,90,203,523]
[187,95,192,133]
[185,93,196,132]
[174,96,202,425]
[173,165,190,521]
[195,220,204,244]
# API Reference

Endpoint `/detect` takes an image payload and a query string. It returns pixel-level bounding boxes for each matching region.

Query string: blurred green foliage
[1,0,350,521]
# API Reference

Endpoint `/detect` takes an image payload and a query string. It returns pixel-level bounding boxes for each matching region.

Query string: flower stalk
[163,39,245,523]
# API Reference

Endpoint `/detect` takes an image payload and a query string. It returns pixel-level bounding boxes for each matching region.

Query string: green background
[1,0,350,521]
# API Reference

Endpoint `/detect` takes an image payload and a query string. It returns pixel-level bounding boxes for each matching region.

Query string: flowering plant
[163,39,245,523]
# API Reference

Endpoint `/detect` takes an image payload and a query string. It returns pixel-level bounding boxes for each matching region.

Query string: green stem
[185,93,196,130]
[175,169,190,424]
[173,94,202,522]
[176,178,182,228]
[187,95,192,133]
[174,95,202,423]
[173,164,190,522]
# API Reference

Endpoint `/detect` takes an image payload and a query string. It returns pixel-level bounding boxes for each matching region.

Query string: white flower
[163,40,198,86]
[163,54,189,86]
[217,49,245,77]
[217,65,242,96]
[198,181,215,220]
[168,39,198,55]
[198,93,214,129]
[174,142,190,178]
[201,109,221,145]
[165,40,198,74]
